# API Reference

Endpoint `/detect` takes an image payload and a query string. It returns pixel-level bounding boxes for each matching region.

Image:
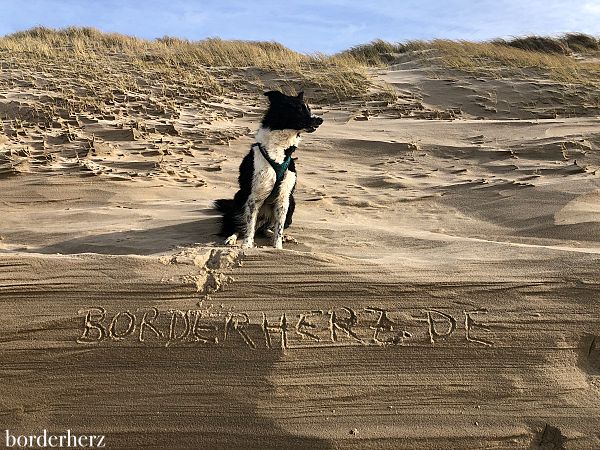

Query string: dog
[214,90,323,249]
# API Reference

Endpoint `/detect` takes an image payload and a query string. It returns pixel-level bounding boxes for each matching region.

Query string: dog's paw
[224,234,238,246]
[283,234,298,244]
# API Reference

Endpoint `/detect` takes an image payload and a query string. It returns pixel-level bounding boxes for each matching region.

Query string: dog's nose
[313,116,323,126]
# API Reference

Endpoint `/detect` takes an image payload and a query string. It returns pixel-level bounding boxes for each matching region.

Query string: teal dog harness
[254,143,296,200]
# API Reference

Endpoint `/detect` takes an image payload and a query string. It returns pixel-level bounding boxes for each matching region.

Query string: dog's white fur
[226,127,299,249]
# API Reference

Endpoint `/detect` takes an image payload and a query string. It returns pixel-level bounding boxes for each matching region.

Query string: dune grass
[0,27,370,103]
[425,39,600,84]
[339,39,409,65]
[340,34,600,86]
[495,33,600,54]
[1,27,599,108]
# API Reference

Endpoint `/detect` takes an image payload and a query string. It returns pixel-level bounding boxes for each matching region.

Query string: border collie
[214,90,323,249]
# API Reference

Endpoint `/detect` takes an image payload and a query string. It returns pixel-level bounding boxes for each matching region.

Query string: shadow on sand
[35,215,221,255]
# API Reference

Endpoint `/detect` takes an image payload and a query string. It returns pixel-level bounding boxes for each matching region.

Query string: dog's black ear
[297,91,304,100]
[264,91,284,102]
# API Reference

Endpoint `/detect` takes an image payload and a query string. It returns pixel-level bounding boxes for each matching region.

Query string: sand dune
[2,34,600,449]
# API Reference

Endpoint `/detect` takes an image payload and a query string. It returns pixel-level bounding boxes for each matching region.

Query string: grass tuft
[339,39,408,65]
[561,33,600,53]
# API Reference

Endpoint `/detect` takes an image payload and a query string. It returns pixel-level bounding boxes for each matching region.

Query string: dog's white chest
[251,148,296,201]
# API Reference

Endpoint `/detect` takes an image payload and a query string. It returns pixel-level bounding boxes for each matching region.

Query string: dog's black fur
[261,90,322,133]
[214,91,322,246]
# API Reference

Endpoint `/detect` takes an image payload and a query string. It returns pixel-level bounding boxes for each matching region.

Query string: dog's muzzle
[305,116,323,133]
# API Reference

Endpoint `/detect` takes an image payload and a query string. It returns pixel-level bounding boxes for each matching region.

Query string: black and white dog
[214,90,323,249]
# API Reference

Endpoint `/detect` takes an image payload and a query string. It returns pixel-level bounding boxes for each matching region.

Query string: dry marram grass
[0,27,371,103]
[340,34,600,86]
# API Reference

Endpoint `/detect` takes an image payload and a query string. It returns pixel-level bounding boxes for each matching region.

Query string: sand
[1,56,600,449]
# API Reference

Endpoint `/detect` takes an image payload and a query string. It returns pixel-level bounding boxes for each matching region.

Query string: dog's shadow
[34,210,222,255]
[33,210,294,255]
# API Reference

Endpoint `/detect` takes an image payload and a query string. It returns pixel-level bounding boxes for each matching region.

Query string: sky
[0,0,599,54]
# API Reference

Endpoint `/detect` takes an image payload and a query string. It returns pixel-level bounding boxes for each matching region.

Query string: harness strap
[254,143,296,200]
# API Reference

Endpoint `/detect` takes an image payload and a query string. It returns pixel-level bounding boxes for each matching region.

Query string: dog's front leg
[272,197,290,250]
[241,199,259,249]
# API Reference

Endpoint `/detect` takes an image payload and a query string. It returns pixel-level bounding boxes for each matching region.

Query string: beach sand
[1,51,600,449]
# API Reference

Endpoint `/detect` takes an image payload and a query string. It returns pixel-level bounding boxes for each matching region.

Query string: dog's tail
[214,199,234,214]
[213,199,237,237]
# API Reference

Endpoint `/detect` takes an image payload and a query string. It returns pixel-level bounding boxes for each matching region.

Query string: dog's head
[261,91,323,133]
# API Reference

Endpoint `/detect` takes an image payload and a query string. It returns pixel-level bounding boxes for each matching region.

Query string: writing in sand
[77,305,494,349]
